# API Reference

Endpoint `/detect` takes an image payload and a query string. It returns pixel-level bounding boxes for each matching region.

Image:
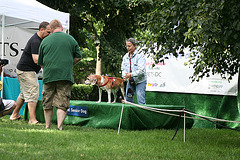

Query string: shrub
[71,84,94,100]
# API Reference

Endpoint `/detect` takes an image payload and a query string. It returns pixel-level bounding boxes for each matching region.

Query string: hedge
[71,84,123,103]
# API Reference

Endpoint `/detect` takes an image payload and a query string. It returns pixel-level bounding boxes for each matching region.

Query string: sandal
[9,116,22,120]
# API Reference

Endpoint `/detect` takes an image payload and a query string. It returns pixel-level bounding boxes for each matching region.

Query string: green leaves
[37,0,154,78]
[37,0,240,81]
[142,0,240,81]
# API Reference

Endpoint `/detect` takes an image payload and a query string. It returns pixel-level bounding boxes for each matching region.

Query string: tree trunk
[95,44,102,75]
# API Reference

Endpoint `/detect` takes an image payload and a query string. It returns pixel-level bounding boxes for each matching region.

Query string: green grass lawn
[0,115,239,160]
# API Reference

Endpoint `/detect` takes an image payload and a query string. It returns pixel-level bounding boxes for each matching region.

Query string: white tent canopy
[0,0,70,60]
[0,0,69,29]
[0,0,70,96]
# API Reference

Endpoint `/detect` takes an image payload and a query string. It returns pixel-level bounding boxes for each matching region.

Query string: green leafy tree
[72,29,96,83]
[37,0,153,79]
[142,0,240,81]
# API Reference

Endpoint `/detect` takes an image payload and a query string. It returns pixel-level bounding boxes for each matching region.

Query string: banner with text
[67,105,88,117]
[0,26,39,77]
[146,52,238,96]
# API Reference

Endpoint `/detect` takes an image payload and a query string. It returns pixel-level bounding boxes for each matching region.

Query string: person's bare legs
[57,108,67,130]
[28,101,38,124]
[44,108,53,129]
[10,97,24,120]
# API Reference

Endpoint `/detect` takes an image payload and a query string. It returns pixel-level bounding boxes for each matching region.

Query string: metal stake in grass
[184,108,186,142]
[117,97,125,135]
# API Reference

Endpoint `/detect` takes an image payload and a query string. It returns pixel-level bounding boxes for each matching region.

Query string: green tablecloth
[24,100,193,130]
[3,77,240,129]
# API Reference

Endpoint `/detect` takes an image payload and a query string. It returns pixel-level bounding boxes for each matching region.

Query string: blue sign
[67,105,88,117]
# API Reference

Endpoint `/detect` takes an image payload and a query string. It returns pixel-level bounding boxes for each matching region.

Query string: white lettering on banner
[67,106,88,117]
[70,108,80,112]
[81,109,87,114]
[145,49,238,96]
[69,108,87,114]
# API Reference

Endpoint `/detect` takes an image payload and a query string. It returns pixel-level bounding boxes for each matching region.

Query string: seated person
[0,64,16,118]
[0,99,16,118]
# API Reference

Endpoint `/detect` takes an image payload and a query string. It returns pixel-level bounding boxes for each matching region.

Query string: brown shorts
[16,69,39,102]
[42,80,72,111]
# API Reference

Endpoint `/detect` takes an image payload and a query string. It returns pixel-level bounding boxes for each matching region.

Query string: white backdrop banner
[146,52,238,96]
[0,26,37,77]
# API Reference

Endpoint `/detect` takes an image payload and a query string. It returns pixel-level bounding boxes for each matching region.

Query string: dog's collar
[99,76,109,87]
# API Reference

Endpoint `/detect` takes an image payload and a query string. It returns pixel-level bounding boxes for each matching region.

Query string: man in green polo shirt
[38,19,82,130]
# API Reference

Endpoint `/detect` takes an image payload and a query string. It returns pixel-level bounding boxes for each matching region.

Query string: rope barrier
[184,109,240,131]
[123,100,240,124]
[184,110,240,123]
[117,100,240,141]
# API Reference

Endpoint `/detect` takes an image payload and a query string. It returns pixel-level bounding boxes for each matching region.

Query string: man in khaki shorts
[38,19,82,130]
[10,22,51,124]
[42,81,72,112]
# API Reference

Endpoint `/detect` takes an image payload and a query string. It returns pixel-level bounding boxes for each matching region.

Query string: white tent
[0,0,69,29]
[0,0,70,95]
[0,0,70,58]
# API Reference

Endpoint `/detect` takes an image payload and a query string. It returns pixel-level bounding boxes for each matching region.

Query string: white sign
[146,52,238,96]
[0,26,36,77]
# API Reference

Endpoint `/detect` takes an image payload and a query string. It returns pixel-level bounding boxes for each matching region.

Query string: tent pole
[1,15,5,98]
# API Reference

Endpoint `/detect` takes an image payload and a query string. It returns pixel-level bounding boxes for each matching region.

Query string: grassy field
[0,115,239,160]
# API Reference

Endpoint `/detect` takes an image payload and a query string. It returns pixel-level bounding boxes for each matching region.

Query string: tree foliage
[142,0,240,81]
[37,0,153,80]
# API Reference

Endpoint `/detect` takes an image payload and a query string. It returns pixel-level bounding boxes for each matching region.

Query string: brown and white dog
[85,74,125,103]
